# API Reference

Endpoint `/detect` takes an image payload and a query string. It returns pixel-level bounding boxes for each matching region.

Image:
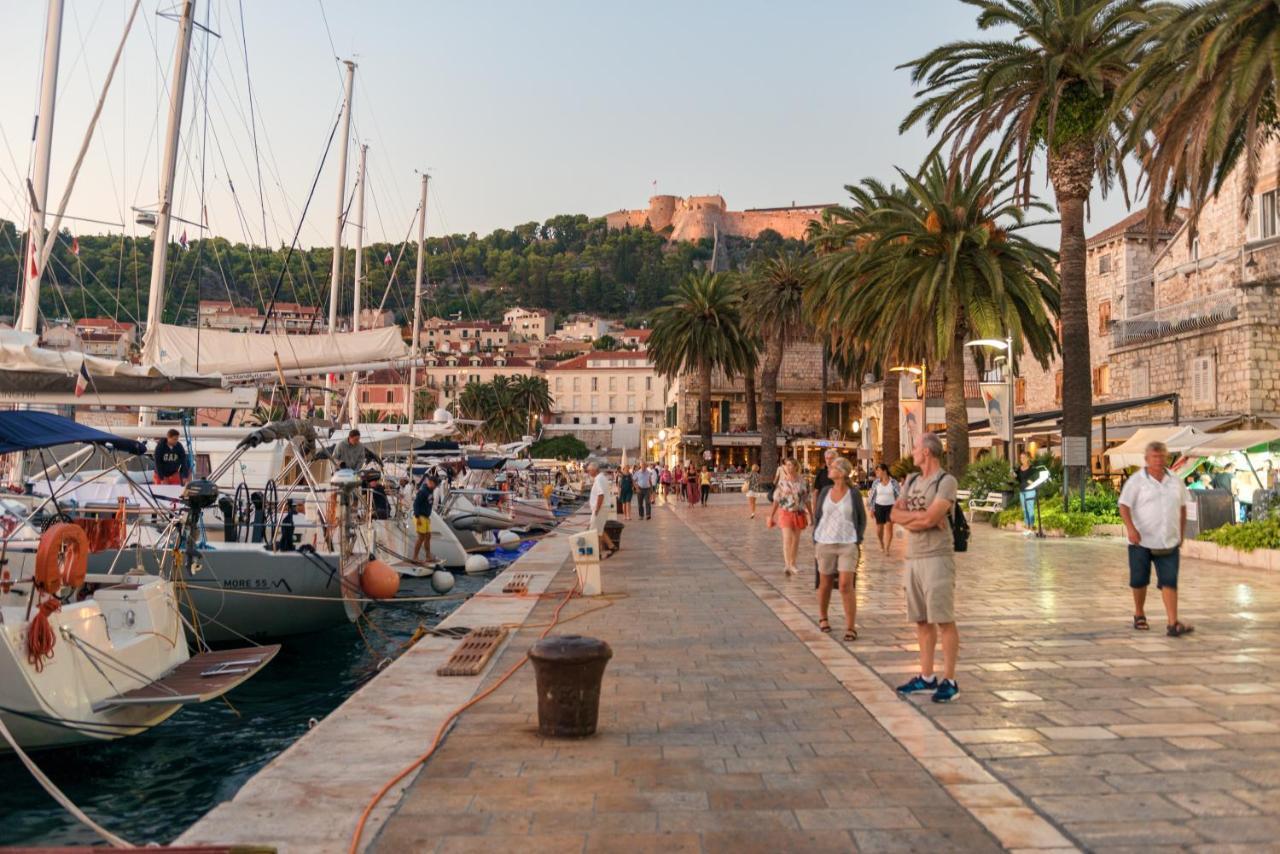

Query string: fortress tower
[604,194,830,242]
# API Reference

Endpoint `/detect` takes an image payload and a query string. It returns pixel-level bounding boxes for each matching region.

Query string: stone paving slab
[176,517,584,854]
[375,498,1007,852]
[685,495,1280,852]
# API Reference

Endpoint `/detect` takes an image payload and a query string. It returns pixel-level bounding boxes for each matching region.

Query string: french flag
[74,362,90,398]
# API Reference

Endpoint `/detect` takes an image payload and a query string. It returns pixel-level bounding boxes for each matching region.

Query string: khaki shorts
[815,542,860,576]
[589,512,608,533]
[905,555,956,624]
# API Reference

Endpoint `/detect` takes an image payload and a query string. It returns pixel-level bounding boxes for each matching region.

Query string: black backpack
[951,499,970,553]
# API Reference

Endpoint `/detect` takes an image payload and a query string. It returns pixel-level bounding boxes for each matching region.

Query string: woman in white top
[866,463,900,553]
[811,456,867,641]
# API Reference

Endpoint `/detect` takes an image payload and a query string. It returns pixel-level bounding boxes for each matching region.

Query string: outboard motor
[181,479,220,569]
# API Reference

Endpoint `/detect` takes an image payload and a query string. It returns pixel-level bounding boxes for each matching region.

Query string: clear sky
[0,1,1135,249]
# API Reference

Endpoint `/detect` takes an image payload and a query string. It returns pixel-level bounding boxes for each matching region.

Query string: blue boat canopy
[0,411,147,456]
[466,456,506,470]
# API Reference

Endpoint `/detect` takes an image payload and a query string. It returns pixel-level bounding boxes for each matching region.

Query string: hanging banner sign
[899,399,924,458]
[980,382,1011,440]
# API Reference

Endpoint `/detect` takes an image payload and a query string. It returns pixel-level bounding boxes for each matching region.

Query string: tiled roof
[75,317,134,331]
[548,350,654,371]
[1088,209,1185,247]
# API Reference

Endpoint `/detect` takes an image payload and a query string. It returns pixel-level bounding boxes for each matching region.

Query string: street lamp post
[964,337,1016,465]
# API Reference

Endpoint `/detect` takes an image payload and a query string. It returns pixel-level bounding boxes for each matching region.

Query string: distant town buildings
[197,300,324,334]
[75,318,136,359]
[502,307,553,341]
[605,195,831,242]
[541,350,669,453]
[420,318,511,353]
[558,314,615,342]
[422,352,538,403]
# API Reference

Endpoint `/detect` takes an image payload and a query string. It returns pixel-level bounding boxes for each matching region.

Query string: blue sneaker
[932,679,960,703]
[896,674,938,694]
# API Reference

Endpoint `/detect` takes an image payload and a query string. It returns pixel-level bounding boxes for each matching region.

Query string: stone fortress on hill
[604,194,829,241]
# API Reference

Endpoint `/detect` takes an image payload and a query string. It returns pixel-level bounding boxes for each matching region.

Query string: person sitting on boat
[364,469,391,520]
[413,473,439,564]
[153,429,191,486]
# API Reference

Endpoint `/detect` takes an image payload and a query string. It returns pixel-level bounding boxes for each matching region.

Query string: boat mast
[347,144,367,427]
[138,0,196,427]
[407,173,428,423]
[325,59,356,421]
[17,0,64,334]
[351,144,367,333]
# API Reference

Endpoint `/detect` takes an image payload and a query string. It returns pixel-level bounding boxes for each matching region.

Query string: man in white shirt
[1119,440,1193,637]
[588,461,611,527]
[633,464,654,520]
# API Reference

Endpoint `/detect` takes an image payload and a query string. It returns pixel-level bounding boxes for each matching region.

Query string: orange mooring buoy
[360,558,400,599]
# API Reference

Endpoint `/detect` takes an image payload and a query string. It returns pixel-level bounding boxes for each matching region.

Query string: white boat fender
[497,530,520,546]
[464,554,490,574]
[431,569,455,594]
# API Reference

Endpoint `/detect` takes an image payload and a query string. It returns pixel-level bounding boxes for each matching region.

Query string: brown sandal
[843,628,857,642]
[1167,621,1195,637]
[818,618,831,633]
[1133,615,1150,631]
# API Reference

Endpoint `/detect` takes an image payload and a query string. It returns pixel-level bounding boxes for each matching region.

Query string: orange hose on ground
[347,583,579,854]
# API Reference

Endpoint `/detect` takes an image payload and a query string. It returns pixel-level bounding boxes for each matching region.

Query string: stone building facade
[665,339,861,464]
[605,195,830,242]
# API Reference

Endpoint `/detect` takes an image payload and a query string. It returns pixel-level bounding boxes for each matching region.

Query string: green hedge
[1198,517,1280,552]
[992,493,1119,536]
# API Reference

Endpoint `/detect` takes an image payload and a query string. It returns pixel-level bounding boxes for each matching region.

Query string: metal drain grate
[502,573,532,594]
[437,626,509,676]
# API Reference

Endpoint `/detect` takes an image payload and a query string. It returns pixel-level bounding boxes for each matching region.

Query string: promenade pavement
[688,495,1280,852]
[375,495,1013,853]
[376,492,1279,852]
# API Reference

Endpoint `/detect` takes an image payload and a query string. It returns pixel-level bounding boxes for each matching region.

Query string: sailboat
[0,411,278,751]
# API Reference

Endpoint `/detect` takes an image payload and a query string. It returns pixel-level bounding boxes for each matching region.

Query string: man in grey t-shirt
[891,432,961,703]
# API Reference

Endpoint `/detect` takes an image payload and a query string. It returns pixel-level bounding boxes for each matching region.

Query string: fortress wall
[669,207,726,243]
[721,210,816,241]
[647,195,678,232]
[604,197,823,242]
[604,210,650,230]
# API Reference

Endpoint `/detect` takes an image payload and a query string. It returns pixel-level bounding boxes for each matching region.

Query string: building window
[386,390,395,404]
[608,395,616,410]
[591,416,598,424]
[608,376,616,392]
[572,377,580,392]
[361,390,370,403]
[1098,299,1112,335]
[627,416,634,424]
[573,416,580,424]
[591,396,598,411]
[626,376,635,392]
[609,416,616,424]
[555,377,563,392]
[627,395,635,410]
[645,376,652,391]
[1190,354,1217,407]
[591,377,598,392]
[1261,190,1278,239]
[1131,363,1150,398]
[1191,236,1200,261]
[1054,370,1063,405]
[1015,378,1026,407]
[1099,253,1112,274]
[1092,364,1111,397]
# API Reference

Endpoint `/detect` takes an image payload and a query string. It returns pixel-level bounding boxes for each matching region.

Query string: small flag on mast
[383,250,393,265]
[179,229,189,249]
[71,236,80,256]
[74,362,90,398]
[28,246,38,279]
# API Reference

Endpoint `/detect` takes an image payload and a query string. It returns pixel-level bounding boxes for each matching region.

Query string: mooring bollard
[528,635,613,738]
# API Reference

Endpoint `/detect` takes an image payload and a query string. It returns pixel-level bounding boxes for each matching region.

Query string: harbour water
[1,553,528,847]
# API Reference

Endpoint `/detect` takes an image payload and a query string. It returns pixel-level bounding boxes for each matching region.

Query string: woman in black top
[1016,452,1038,533]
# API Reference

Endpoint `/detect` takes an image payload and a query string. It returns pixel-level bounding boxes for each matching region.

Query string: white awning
[1180,430,1280,457]
[1105,426,1207,468]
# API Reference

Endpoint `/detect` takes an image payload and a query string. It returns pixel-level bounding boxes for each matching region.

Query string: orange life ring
[35,522,89,594]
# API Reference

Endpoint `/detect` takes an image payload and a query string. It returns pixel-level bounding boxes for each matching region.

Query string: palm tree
[808,182,909,467]
[648,272,754,456]
[1124,1,1279,238]
[454,376,528,444]
[809,153,1061,478]
[741,253,811,480]
[510,374,553,436]
[899,0,1158,482]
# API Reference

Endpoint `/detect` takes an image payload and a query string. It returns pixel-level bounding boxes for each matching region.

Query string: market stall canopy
[0,411,147,456]
[1104,426,1206,468]
[1180,430,1280,457]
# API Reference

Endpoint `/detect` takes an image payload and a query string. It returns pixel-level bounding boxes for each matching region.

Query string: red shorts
[778,509,809,530]
[154,472,183,486]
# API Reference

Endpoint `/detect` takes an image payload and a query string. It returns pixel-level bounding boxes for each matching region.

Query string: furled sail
[142,323,409,376]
